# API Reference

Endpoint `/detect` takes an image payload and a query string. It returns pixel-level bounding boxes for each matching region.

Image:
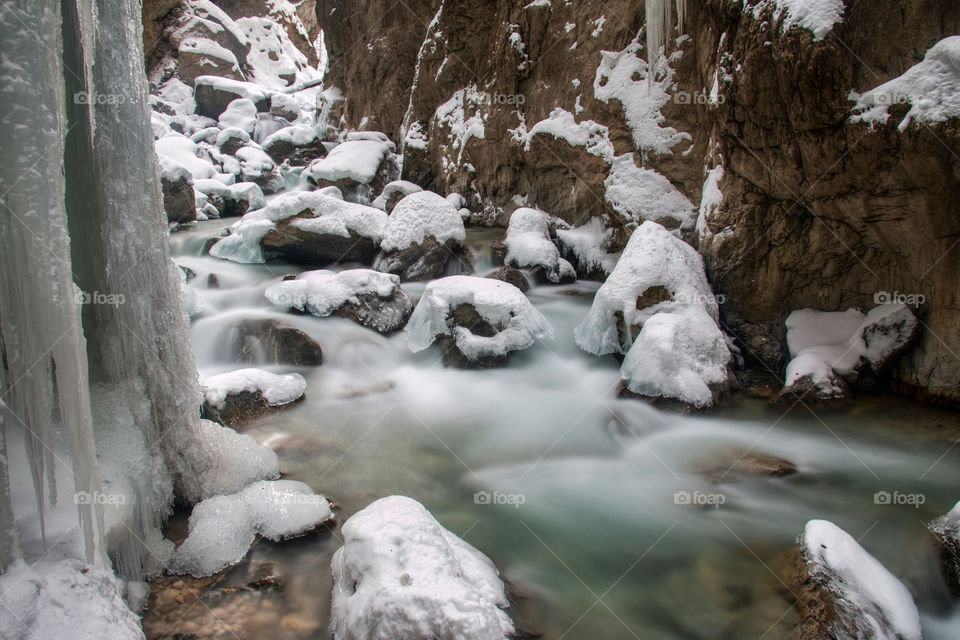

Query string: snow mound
[210,191,387,263]
[236,16,322,90]
[330,496,514,640]
[194,76,271,105]
[504,207,575,283]
[201,368,306,409]
[851,36,960,131]
[371,180,422,211]
[575,221,719,356]
[265,269,412,333]
[620,306,732,408]
[756,0,845,41]
[783,303,919,398]
[604,154,695,229]
[0,559,144,640]
[190,418,280,500]
[800,519,921,640]
[308,140,392,184]
[406,275,553,360]
[380,191,466,252]
[155,134,217,181]
[171,480,333,577]
[513,107,615,160]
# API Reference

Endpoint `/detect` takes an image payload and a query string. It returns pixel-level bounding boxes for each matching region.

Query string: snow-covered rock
[262,125,328,164]
[265,269,413,334]
[201,367,306,425]
[159,156,197,223]
[177,36,244,86]
[234,143,284,193]
[156,134,218,181]
[0,559,144,640]
[194,76,272,119]
[851,36,960,131]
[210,191,387,265]
[929,500,960,597]
[747,0,846,41]
[780,304,919,401]
[306,139,398,203]
[194,179,266,217]
[330,496,515,640]
[503,207,576,284]
[235,15,323,90]
[187,418,280,502]
[374,191,470,281]
[406,275,552,367]
[555,217,621,279]
[795,519,921,640]
[170,480,334,577]
[371,179,422,213]
[604,154,696,230]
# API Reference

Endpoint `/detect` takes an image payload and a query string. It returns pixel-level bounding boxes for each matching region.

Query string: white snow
[0,559,144,640]
[194,75,271,105]
[513,107,615,160]
[575,221,720,356]
[236,16,323,90]
[155,134,217,180]
[265,268,406,316]
[210,191,387,263]
[218,98,258,134]
[593,36,691,156]
[434,86,487,170]
[379,191,466,251]
[215,126,252,149]
[696,166,724,240]
[262,124,320,149]
[850,36,960,131]
[504,207,575,282]
[371,180,422,210]
[170,480,332,577]
[330,496,514,640]
[555,217,621,276]
[756,0,846,41]
[406,276,553,360]
[620,306,731,408]
[783,304,918,392]
[189,419,280,501]
[308,140,392,184]
[201,368,306,409]
[801,519,921,640]
[178,36,241,74]
[604,154,695,229]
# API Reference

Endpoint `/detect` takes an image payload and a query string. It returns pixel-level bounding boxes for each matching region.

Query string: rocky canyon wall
[316,0,960,405]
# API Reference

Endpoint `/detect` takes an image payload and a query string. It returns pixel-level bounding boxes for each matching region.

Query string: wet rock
[231,318,324,366]
[489,238,507,267]
[928,501,960,597]
[262,126,328,165]
[262,221,380,266]
[695,449,798,483]
[160,164,197,224]
[371,180,422,213]
[437,304,511,369]
[373,236,472,282]
[193,77,270,119]
[177,38,243,86]
[201,389,301,426]
[487,266,530,293]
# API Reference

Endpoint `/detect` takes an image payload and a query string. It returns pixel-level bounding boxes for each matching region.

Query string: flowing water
[146,219,960,640]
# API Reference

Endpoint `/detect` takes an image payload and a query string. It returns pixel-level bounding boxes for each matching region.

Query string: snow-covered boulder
[170,480,334,577]
[177,36,244,86]
[156,133,218,181]
[619,306,733,410]
[194,76,271,119]
[209,191,387,265]
[159,156,197,223]
[306,139,399,204]
[194,179,265,218]
[928,500,960,597]
[555,217,621,280]
[504,207,576,284]
[200,367,306,425]
[406,275,552,368]
[371,179,422,213]
[330,496,515,640]
[575,221,731,408]
[793,519,921,640]
[215,126,252,154]
[779,304,920,402]
[262,125,328,165]
[235,143,284,193]
[265,269,413,334]
[373,191,471,281]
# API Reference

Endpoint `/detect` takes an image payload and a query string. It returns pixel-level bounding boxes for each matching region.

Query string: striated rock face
[317,0,960,404]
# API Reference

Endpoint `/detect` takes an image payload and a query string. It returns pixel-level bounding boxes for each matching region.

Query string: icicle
[645,0,687,88]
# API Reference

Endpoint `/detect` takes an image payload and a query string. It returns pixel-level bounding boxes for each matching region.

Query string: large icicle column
[645,0,687,65]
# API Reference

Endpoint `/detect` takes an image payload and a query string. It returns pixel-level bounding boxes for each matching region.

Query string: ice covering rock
[379,191,465,251]
[371,180,422,213]
[781,304,919,400]
[0,559,144,640]
[575,221,719,356]
[604,154,695,229]
[187,419,279,501]
[555,217,620,279]
[265,269,412,334]
[170,480,333,577]
[156,134,217,180]
[210,191,387,264]
[504,207,575,283]
[406,275,553,365]
[330,496,515,640]
[796,519,921,640]
[201,368,307,409]
[929,500,960,597]
[851,36,960,131]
